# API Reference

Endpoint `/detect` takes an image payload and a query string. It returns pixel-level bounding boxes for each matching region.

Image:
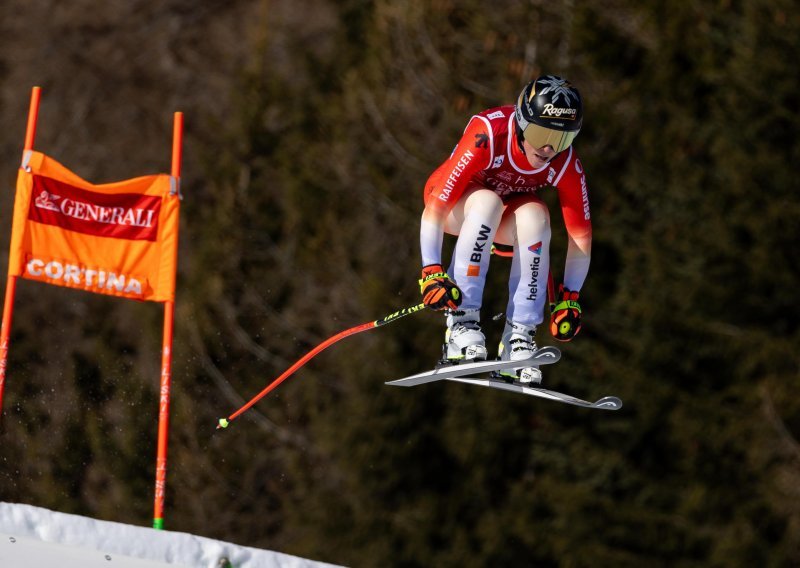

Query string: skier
[418,75,591,384]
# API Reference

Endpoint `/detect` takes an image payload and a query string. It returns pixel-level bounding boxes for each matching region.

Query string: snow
[0,502,341,568]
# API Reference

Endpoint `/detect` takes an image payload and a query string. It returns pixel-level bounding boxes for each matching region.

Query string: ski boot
[497,320,543,384]
[440,308,488,364]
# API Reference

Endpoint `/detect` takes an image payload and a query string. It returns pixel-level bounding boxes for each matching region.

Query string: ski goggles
[520,123,579,153]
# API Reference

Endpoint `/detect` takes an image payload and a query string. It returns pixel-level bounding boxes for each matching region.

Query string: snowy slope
[0,502,341,568]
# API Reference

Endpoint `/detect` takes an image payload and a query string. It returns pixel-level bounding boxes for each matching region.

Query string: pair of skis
[217,304,622,431]
[385,346,622,411]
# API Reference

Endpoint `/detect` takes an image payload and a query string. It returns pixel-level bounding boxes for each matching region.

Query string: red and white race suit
[420,105,592,326]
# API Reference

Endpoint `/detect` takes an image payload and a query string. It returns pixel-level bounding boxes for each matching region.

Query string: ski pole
[216,303,426,430]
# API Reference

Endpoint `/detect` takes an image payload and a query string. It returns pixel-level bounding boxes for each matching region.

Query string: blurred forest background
[0,0,798,566]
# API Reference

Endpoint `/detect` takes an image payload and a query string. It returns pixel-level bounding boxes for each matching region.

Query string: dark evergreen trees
[0,1,797,565]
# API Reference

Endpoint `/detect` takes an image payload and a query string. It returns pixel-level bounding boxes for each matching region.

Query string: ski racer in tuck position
[418,75,591,385]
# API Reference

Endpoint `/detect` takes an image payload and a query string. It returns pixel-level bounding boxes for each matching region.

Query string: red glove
[419,264,462,311]
[550,284,582,341]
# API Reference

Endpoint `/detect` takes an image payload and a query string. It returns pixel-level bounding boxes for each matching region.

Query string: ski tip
[539,346,562,356]
[533,346,561,363]
[594,397,623,411]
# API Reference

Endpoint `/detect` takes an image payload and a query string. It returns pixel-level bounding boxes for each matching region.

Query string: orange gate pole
[0,86,41,415]
[152,111,182,530]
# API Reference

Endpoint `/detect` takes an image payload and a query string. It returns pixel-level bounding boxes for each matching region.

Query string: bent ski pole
[217,303,426,430]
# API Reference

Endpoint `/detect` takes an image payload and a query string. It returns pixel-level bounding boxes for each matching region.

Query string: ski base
[446,375,623,410]
[385,346,561,387]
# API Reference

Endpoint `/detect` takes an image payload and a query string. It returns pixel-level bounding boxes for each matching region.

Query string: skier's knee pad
[513,200,551,233]
[464,188,504,221]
